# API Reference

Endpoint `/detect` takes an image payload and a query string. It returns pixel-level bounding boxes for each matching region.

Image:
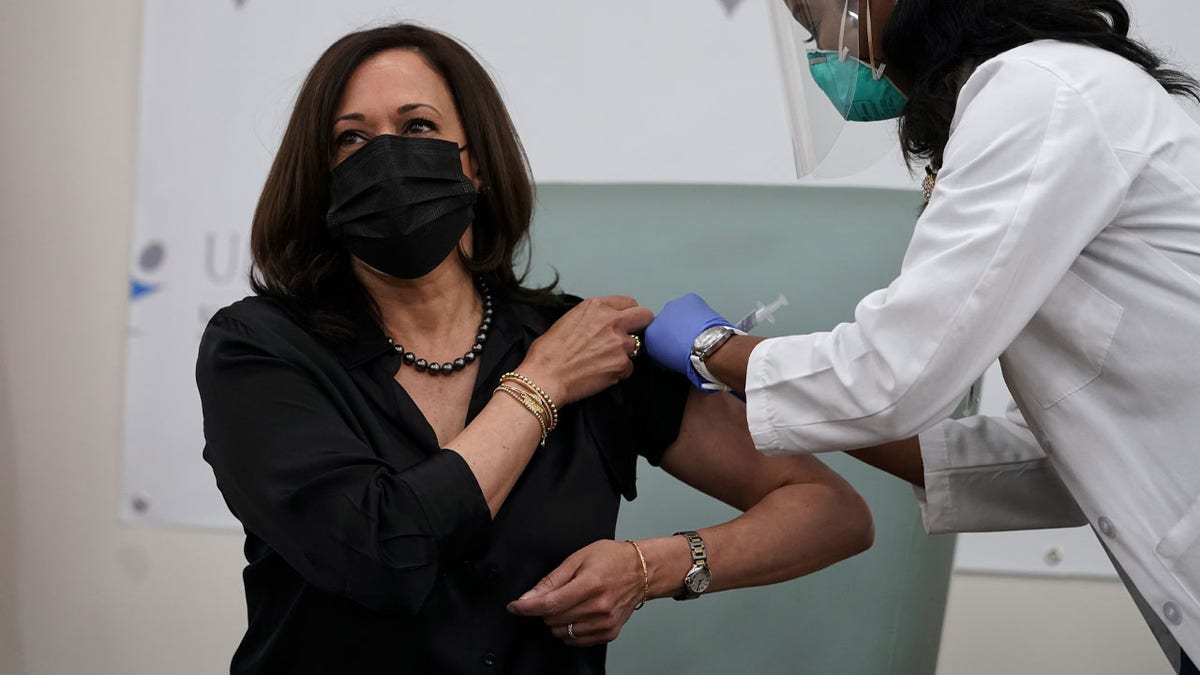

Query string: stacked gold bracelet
[500,372,558,430]
[494,371,558,446]
[495,384,548,441]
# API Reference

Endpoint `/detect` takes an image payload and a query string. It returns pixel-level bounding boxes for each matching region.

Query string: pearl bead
[391,280,491,377]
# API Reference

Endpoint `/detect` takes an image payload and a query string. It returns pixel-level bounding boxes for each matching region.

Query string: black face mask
[326,135,478,279]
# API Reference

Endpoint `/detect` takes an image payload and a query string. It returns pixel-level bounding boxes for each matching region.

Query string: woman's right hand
[517,296,654,406]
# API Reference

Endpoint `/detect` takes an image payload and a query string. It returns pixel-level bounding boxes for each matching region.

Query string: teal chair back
[529,184,956,675]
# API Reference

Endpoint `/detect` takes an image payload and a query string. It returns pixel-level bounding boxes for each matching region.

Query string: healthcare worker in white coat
[644,0,1200,671]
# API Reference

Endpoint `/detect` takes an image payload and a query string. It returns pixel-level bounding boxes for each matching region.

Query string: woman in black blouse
[197,23,873,675]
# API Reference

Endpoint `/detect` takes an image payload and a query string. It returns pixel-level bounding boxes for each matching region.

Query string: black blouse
[197,291,689,675]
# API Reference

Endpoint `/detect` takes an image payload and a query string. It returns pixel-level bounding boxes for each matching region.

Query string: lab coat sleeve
[915,400,1087,534]
[746,55,1132,454]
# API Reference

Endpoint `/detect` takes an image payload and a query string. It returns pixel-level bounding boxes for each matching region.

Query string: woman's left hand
[506,539,646,647]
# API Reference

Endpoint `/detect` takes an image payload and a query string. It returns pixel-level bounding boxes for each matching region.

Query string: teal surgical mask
[804,0,907,122]
[807,49,908,122]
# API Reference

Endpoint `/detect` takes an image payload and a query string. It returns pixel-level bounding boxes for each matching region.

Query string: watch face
[692,326,727,356]
[685,566,712,594]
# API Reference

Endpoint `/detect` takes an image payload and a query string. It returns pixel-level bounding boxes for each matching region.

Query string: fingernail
[518,589,541,601]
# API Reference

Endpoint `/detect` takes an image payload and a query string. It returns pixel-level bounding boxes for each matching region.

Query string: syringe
[735,293,789,333]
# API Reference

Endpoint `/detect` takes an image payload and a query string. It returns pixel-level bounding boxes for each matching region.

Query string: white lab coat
[745,40,1200,663]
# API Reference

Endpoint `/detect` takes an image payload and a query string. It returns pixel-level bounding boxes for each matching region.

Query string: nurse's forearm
[846,436,925,487]
[706,335,766,393]
[708,335,926,487]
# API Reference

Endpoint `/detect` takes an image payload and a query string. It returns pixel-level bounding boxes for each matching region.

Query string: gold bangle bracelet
[500,372,558,430]
[494,385,549,445]
[495,385,547,428]
[496,374,552,427]
[501,375,558,431]
[495,384,552,436]
[496,383,537,409]
[494,384,549,441]
[625,540,650,610]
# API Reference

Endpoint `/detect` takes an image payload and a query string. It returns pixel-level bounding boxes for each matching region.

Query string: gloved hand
[644,293,734,390]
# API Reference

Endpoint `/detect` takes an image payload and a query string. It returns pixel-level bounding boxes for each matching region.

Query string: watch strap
[689,326,746,390]
[674,530,708,566]
[690,354,731,391]
[673,530,708,600]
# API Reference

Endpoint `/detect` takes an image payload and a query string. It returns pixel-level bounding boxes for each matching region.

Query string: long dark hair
[250,23,557,340]
[883,0,1200,170]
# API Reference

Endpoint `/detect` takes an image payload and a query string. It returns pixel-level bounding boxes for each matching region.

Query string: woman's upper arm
[196,313,490,615]
[658,389,857,512]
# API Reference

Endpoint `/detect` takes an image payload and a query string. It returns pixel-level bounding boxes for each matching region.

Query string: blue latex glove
[644,293,734,391]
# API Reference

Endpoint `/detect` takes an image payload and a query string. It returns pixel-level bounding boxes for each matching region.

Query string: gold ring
[629,334,642,359]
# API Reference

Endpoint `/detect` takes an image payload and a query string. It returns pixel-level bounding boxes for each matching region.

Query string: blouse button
[1163,602,1183,626]
[483,652,497,667]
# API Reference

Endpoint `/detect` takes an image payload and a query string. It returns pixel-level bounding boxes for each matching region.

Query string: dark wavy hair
[250,23,558,340]
[883,0,1200,170]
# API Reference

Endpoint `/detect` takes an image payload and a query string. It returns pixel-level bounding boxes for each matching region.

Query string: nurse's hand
[645,293,734,390]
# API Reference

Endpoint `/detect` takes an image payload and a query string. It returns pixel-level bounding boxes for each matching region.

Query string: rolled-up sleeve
[197,313,491,616]
[915,401,1087,534]
[746,56,1132,454]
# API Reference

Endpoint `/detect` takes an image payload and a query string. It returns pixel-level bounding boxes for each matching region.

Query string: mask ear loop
[458,143,487,193]
[865,0,887,80]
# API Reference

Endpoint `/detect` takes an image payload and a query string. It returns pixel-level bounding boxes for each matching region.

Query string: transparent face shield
[769,0,898,179]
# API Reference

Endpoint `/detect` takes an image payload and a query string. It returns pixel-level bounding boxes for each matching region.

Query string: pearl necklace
[387,281,493,376]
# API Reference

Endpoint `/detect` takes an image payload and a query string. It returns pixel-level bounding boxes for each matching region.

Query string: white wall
[1,369,19,675]
[0,1,1185,674]
[937,575,1173,675]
